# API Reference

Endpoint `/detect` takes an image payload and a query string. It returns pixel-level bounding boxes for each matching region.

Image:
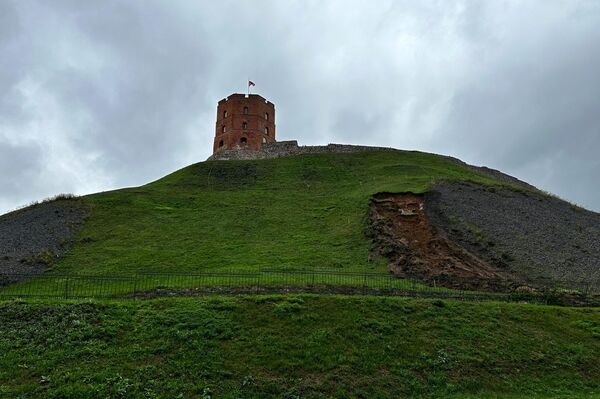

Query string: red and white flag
[248,80,255,87]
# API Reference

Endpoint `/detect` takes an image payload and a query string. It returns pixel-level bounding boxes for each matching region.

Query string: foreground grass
[50,150,503,276]
[1,296,599,398]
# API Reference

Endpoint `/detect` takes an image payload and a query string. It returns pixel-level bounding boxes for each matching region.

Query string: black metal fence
[0,269,598,305]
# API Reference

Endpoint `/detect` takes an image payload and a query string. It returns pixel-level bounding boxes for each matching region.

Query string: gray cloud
[1,0,599,213]
[0,141,43,198]
[439,1,600,210]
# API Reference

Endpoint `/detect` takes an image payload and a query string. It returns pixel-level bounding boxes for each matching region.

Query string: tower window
[262,137,267,143]
[264,127,269,135]
[265,112,269,120]
[242,121,248,129]
[223,110,228,118]
[222,125,226,133]
[243,106,248,115]
[219,140,224,147]
[241,137,247,144]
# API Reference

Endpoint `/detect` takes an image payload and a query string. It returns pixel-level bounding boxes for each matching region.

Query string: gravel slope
[0,200,86,278]
[425,182,600,287]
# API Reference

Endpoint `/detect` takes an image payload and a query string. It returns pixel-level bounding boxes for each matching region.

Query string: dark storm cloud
[1,0,599,213]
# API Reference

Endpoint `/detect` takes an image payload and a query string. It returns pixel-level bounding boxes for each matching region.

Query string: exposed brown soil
[368,193,519,291]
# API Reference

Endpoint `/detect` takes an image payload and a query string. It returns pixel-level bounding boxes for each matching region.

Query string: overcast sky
[1,0,600,214]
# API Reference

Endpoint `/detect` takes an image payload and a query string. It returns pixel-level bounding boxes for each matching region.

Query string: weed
[201,387,212,399]
[24,249,57,266]
[274,302,303,316]
[432,299,446,308]
[465,222,485,242]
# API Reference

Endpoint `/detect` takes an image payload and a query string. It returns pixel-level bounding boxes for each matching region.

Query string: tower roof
[218,93,274,106]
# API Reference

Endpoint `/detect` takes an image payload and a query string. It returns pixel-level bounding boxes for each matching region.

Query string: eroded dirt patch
[368,193,517,291]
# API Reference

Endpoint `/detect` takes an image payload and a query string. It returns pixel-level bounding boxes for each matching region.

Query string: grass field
[47,150,503,277]
[1,295,599,398]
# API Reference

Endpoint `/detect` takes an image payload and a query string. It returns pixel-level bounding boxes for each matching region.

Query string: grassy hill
[1,296,599,398]
[2,149,600,398]
[50,150,502,276]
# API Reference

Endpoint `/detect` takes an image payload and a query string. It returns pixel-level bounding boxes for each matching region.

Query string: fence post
[256,271,261,295]
[64,277,70,299]
[133,274,138,300]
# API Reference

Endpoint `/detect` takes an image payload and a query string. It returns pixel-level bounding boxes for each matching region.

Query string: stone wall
[207,141,396,161]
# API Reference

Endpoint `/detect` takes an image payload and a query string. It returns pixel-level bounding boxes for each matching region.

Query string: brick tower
[213,93,276,153]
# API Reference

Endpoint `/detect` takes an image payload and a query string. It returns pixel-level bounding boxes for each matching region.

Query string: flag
[248,80,255,87]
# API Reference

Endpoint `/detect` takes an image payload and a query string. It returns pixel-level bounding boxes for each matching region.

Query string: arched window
[222,125,226,133]
[223,110,228,118]
[242,121,248,129]
[240,137,247,145]
[264,127,269,135]
[262,137,267,143]
[243,106,249,115]
[219,140,224,147]
[265,112,269,120]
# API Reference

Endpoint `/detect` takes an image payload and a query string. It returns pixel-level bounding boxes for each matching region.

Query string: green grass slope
[1,296,599,398]
[53,150,502,276]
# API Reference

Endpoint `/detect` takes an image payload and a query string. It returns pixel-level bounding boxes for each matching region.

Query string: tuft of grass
[3,194,80,220]
[24,249,58,266]
[16,193,78,210]
[464,222,485,243]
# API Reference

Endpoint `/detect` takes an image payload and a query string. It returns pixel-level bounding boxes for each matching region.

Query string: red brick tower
[213,93,276,153]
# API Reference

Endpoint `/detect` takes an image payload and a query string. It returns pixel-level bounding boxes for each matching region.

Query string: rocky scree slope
[0,200,86,281]
[426,181,600,287]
